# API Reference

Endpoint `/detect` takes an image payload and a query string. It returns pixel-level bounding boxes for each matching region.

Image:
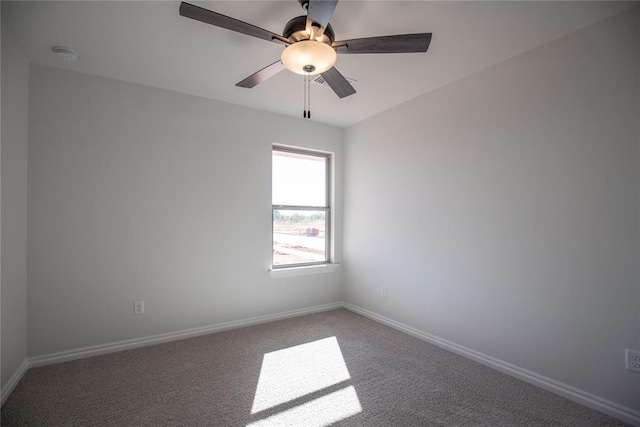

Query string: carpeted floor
[1,309,628,426]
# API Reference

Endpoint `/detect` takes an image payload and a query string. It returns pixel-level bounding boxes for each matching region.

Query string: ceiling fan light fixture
[281,41,337,75]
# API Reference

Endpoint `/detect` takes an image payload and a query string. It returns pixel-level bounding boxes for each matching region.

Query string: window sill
[269,263,340,279]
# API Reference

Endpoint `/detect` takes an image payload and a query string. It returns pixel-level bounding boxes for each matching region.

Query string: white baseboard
[342,302,640,427]
[1,359,29,406]
[2,302,342,406]
[29,302,343,368]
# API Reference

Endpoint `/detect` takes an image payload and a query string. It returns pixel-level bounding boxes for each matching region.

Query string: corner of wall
[1,22,30,403]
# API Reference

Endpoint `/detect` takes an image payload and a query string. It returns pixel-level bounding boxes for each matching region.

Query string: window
[272,146,330,268]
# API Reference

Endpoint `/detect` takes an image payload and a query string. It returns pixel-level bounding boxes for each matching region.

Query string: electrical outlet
[626,349,640,373]
[381,286,387,298]
[134,301,144,315]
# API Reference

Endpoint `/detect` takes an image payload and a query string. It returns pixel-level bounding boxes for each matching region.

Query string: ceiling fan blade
[180,2,289,45]
[236,60,286,88]
[334,33,432,54]
[307,0,339,29]
[321,67,356,98]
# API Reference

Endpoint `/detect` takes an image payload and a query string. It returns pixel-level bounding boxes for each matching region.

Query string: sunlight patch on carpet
[247,386,362,427]
[251,336,353,414]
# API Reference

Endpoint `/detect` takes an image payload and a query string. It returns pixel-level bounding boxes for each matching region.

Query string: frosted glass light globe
[281,41,337,75]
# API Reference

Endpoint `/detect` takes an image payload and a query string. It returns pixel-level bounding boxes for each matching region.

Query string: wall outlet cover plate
[625,349,640,373]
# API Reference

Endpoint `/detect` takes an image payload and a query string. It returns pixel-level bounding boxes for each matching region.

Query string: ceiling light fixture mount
[51,46,79,62]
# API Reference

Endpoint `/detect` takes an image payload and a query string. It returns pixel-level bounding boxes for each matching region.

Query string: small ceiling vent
[312,74,357,88]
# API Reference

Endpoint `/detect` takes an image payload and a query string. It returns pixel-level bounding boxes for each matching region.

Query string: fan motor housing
[283,16,334,44]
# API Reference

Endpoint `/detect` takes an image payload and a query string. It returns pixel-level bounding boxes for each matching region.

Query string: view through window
[272,146,330,267]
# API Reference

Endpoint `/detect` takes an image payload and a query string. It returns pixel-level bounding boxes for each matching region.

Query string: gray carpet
[1,309,628,426]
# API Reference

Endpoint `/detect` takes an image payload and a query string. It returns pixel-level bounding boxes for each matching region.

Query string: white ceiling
[2,1,635,128]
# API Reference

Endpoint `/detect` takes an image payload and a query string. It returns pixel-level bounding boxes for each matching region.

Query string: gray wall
[1,24,29,391]
[343,7,639,411]
[27,65,343,357]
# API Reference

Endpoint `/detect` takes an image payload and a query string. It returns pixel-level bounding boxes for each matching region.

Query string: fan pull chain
[302,67,314,119]
[303,72,307,118]
[307,73,311,119]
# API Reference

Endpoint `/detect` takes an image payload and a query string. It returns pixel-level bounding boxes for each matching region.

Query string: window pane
[273,209,326,266]
[273,151,327,207]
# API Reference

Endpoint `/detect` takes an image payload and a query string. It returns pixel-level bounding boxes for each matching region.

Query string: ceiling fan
[179,0,432,101]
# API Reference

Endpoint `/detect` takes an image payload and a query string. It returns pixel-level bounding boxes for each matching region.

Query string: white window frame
[272,145,331,269]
